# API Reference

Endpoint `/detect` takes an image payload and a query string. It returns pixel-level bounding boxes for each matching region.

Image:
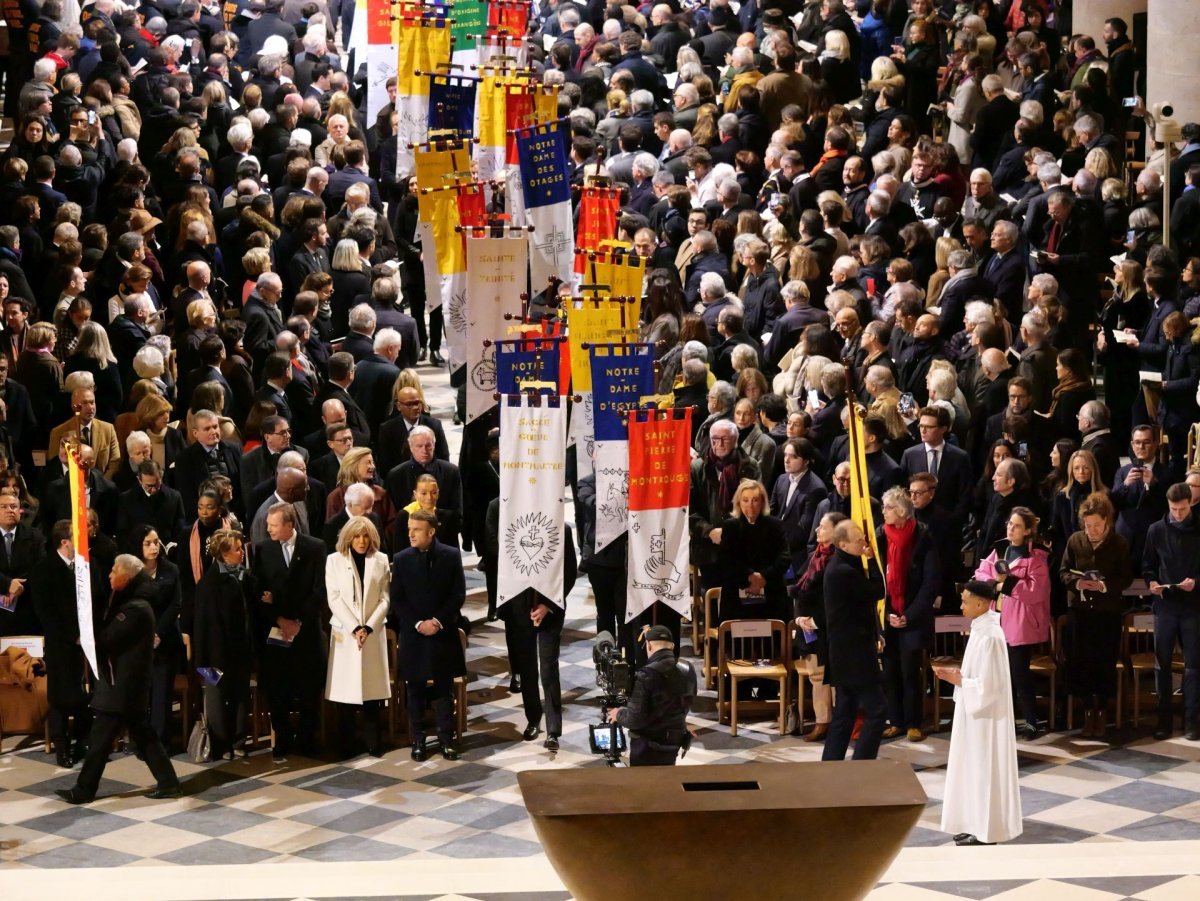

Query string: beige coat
[324,550,392,705]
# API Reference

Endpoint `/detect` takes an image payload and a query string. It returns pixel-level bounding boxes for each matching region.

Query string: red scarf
[705,447,741,513]
[810,149,847,178]
[884,518,917,615]
[798,541,834,593]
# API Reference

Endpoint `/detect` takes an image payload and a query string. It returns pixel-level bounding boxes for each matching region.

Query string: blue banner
[429,75,478,137]
[515,123,570,210]
[495,337,562,395]
[589,344,655,441]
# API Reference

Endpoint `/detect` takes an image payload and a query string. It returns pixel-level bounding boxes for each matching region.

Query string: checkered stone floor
[3,582,1200,897]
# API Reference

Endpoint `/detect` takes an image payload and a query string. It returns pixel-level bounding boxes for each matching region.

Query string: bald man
[40,441,119,535]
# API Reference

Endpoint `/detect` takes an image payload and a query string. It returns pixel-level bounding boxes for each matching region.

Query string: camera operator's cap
[762,8,787,26]
[644,625,674,642]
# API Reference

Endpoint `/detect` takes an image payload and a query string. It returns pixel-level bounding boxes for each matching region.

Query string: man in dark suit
[1079,401,1121,488]
[1169,124,1200,204]
[0,490,46,638]
[384,427,463,536]
[116,461,187,551]
[764,283,829,371]
[349,329,403,439]
[391,510,466,760]
[241,414,310,501]
[821,520,887,761]
[376,387,451,476]
[57,556,181,803]
[992,119,1036,195]
[970,77,1020,170]
[341,314,376,362]
[770,438,828,576]
[711,308,762,382]
[683,231,736,310]
[285,218,330,298]
[981,221,1027,327]
[243,274,286,368]
[900,406,973,528]
[253,504,327,761]
[40,444,119,537]
[324,141,383,214]
[936,250,991,337]
[317,352,372,437]
[1036,192,1100,343]
[167,408,244,521]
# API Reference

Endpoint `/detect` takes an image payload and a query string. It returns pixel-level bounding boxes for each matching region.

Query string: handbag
[187,716,213,763]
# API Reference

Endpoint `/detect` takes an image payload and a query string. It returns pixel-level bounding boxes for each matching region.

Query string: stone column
[1147,0,1200,127]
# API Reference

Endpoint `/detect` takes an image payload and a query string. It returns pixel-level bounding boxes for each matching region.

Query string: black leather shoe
[953,833,972,842]
[544,735,559,751]
[411,741,428,762]
[522,724,541,741]
[430,351,444,366]
[1186,725,1200,742]
[146,785,183,800]
[418,348,428,362]
[440,741,460,760]
[71,742,87,764]
[509,676,522,693]
[1154,724,1172,741]
[55,788,93,805]
[55,749,73,768]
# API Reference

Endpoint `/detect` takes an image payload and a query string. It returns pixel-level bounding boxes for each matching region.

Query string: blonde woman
[324,447,396,537]
[325,516,391,758]
[716,478,788,622]
[65,321,122,422]
[926,236,962,307]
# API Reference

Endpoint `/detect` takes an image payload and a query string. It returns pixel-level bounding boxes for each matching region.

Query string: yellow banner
[846,402,884,622]
[396,18,451,96]
[478,74,513,148]
[415,140,473,224]
[427,189,464,276]
[566,300,639,393]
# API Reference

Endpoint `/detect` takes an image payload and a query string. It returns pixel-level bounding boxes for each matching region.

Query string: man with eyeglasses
[909,472,961,614]
[1113,425,1170,566]
[689,420,761,593]
[310,423,355,491]
[40,442,118,538]
[116,460,187,551]
[808,460,882,557]
[982,376,1047,463]
[376,385,450,476]
[241,414,307,502]
[901,406,972,528]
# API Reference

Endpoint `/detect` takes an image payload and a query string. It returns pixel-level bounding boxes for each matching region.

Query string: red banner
[488,0,528,36]
[628,408,692,511]
[577,187,621,253]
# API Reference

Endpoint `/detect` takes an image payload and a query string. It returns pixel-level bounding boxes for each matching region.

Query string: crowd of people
[1,0,1199,791]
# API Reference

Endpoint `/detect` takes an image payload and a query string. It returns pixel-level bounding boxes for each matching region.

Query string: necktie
[928,448,940,476]
[81,425,91,445]
[3,532,12,559]
[282,542,291,567]
[785,478,798,510]
[984,254,999,279]
[1046,222,1061,254]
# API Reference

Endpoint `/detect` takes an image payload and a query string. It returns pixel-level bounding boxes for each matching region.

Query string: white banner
[526,201,574,295]
[593,440,629,552]
[396,93,429,183]
[366,44,396,123]
[466,235,527,423]
[443,270,468,372]
[626,508,690,621]
[569,390,594,479]
[417,220,441,310]
[498,396,567,607]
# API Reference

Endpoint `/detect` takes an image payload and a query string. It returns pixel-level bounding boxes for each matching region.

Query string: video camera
[591,632,634,764]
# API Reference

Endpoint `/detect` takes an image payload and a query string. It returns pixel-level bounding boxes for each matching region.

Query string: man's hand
[1124,467,1144,486]
[1096,331,1107,352]
[606,706,621,724]
[1181,578,1196,592]
[261,591,273,605]
[1076,579,1105,593]
[746,572,766,593]
[933,665,962,686]
[10,578,25,597]
[153,635,161,649]
[888,613,907,628]
[1149,581,1165,595]
[797,616,817,632]
[708,527,723,545]
[417,620,439,636]
[276,617,301,641]
[531,603,550,627]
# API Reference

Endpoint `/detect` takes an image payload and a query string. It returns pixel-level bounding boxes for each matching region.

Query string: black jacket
[33,551,102,707]
[193,563,257,675]
[1143,513,1200,615]
[770,469,828,574]
[91,571,159,715]
[251,533,328,657]
[391,540,467,682]
[875,521,940,651]
[822,549,884,687]
[116,483,187,551]
[616,647,696,742]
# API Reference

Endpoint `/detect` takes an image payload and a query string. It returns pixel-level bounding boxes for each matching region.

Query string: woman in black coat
[788,510,846,741]
[1097,259,1152,444]
[893,21,940,133]
[716,479,790,624]
[192,528,257,760]
[133,524,184,749]
[330,240,372,337]
[876,488,940,740]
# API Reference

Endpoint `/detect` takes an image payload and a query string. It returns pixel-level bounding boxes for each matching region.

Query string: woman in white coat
[325,516,391,757]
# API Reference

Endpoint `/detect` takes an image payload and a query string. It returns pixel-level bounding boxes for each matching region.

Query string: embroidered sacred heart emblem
[519,529,544,560]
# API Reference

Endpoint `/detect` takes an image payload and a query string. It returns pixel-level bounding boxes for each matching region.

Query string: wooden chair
[688,566,703,655]
[703,588,721,690]
[175,634,195,747]
[1029,616,1062,730]
[928,615,972,732]
[716,619,791,736]
[453,628,469,739]
[1123,610,1182,727]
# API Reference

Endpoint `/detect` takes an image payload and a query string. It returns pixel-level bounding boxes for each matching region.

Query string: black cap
[763,8,787,25]
[709,6,730,27]
[644,625,675,643]
[964,580,998,602]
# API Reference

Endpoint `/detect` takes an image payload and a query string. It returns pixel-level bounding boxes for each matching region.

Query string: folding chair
[716,619,791,736]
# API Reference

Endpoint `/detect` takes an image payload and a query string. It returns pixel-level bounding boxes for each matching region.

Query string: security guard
[607,625,697,766]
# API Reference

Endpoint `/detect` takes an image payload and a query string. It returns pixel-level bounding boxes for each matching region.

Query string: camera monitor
[589,723,627,754]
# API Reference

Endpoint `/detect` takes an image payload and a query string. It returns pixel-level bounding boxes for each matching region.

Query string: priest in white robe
[934,580,1023,846]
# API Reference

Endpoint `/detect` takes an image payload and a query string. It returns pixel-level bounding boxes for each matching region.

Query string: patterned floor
[3,580,1200,900]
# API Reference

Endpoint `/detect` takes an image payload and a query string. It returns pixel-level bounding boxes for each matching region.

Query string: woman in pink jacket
[974,506,1051,738]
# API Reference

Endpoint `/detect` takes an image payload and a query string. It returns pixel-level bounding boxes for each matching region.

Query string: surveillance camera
[1152,101,1175,119]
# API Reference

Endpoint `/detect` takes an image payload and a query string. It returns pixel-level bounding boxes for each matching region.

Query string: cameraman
[606,625,697,766]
